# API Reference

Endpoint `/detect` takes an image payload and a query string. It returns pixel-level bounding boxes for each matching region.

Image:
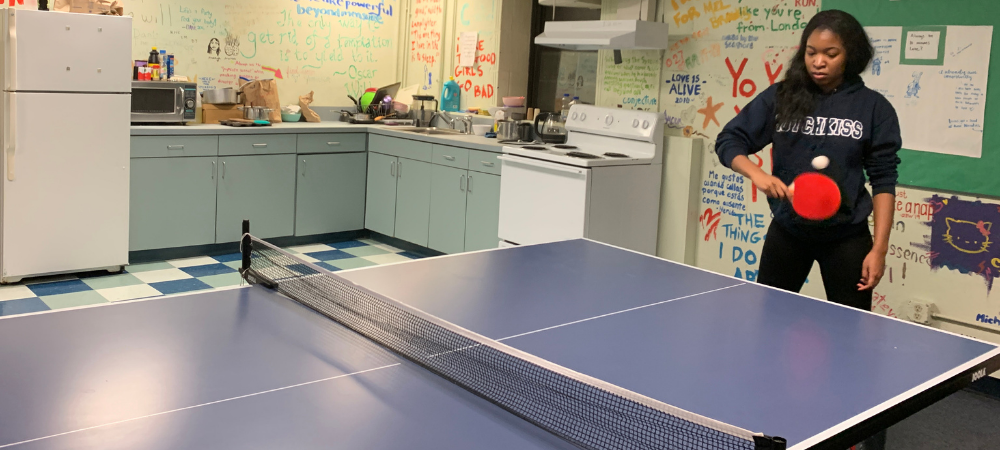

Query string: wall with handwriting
[127,0,402,106]
[644,0,1000,345]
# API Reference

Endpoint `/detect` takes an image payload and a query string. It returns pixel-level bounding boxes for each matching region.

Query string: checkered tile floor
[0,239,424,318]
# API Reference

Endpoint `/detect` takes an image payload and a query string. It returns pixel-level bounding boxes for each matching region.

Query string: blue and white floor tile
[0,239,423,317]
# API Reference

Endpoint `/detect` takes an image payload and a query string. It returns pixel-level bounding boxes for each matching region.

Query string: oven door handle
[497,154,587,176]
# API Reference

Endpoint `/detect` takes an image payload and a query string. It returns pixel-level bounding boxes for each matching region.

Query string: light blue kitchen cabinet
[129,157,218,251]
[464,172,502,252]
[393,157,433,247]
[365,152,399,236]
[215,154,297,242]
[428,164,469,254]
[295,152,368,236]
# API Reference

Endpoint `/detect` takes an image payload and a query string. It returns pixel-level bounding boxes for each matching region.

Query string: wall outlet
[903,300,938,325]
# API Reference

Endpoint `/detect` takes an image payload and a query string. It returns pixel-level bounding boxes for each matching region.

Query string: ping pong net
[240,233,786,450]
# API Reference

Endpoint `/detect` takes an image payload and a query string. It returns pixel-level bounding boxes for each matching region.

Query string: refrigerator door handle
[6,95,15,181]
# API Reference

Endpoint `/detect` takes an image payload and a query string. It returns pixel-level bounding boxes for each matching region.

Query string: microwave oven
[131,81,197,124]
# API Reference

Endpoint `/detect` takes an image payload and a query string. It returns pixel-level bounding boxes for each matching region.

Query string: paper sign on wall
[459,31,478,67]
[864,26,993,158]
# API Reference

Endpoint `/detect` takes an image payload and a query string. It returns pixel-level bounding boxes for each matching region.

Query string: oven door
[498,154,591,246]
[131,85,182,122]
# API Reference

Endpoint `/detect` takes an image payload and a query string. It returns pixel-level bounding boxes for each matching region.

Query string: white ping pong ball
[812,155,830,170]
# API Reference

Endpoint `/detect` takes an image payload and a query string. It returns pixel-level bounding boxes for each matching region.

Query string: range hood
[534,20,671,51]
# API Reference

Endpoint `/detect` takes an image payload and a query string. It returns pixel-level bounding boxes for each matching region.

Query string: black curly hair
[775,10,874,127]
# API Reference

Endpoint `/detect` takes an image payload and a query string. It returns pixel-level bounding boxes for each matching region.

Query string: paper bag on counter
[299,91,321,123]
[54,0,124,15]
[241,80,282,122]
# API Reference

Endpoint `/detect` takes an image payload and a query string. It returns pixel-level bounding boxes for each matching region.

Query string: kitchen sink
[390,127,466,135]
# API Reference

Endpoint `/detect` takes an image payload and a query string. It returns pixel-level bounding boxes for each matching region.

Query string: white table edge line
[786,346,1000,450]
[0,284,250,321]
[0,362,404,449]
[581,238,1000,348]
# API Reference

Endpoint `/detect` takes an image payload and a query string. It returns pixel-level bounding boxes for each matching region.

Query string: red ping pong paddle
[790,172,841,221]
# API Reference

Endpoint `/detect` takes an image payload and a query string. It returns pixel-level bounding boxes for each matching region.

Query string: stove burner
[552,145,578,149]
[565,151,602,159]
[521,146,548,151]
[603,152,629,158]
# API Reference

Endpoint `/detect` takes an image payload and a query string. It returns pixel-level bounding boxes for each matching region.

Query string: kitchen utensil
[502,96,526,107]
[281,112,302,123]
[239,106,273,121]
[353,112,371,122]
[533,112,568,144]
[360,87,378,110]
[339,110,354,122]
[496,120,518,141]
[348,95,360,111]
[517,122,535,142]
[471,124,492,136]
[202,88,239,105]
[411,95,438,127]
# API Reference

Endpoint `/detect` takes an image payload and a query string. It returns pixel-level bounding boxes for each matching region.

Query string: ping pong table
[1,238,998,450]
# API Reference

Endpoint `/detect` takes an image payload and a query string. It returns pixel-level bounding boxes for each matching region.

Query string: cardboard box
[202,104,242,124]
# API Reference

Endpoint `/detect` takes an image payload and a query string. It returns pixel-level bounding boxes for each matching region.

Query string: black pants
[757,221,884,450]
[757,221,874,310]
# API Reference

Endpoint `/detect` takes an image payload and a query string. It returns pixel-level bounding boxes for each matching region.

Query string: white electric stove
[498,105,664,254]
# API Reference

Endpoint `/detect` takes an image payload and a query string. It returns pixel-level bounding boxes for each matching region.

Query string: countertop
[131,122,506,153]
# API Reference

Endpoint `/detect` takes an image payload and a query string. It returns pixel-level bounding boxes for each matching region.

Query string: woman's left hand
[858,250,887,291]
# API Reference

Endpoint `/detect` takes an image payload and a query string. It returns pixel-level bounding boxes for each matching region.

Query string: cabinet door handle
[460,174,466,191]
[443,155,456,161]
[167,144,185,150]
[222,161,226,179]
[481,161,495,167]
[326,141,340,146]
[252,143,268,148]
[302,159,307,177]
[468,175,473,193]
[212,161,216,179]
[390,160,395,177]
[398,160,402,178]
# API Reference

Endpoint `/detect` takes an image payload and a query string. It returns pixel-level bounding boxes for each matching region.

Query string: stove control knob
[642,120,650,129]
[571,112,578,120]
[604,115,614,126]
[580,113,587,121]
[632,119,640,128]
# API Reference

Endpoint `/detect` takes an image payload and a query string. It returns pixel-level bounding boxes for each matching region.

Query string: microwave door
[131,87,182,123]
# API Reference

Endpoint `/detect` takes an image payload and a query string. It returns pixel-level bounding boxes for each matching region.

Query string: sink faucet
[432,111,474,134]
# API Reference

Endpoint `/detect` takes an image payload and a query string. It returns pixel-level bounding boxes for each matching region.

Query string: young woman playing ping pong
[715,10,902,312]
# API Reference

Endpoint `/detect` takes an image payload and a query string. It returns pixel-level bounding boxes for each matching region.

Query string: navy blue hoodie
[715,77,902,241]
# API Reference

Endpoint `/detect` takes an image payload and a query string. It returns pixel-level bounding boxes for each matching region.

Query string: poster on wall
[863,26,993,158]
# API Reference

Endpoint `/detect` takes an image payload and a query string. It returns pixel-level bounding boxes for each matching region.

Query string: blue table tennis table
[1,239,998,450]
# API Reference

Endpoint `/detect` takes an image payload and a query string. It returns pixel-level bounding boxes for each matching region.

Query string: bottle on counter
[441,77,461,112]
[559,93,571,121]
[167,55,175,80]
[159,49,167,80]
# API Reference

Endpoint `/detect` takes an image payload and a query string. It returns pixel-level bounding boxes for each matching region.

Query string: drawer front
[219,134,296,156]
[468,149,502,175]
[368,134,432,162]
[130,136,218,158]
[296,133,367,154]
[431,145,470,169]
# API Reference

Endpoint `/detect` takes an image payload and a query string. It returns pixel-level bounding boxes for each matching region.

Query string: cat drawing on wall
[905,72,923,98]
[943,218,992,254]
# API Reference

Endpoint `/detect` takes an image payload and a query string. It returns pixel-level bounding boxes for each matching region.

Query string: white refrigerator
[0,9,131,283]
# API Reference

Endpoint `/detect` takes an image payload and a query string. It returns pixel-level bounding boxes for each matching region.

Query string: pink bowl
[502,96,525,107]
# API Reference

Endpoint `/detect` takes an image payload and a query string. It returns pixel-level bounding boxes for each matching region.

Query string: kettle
[534,112,568,144]
[411,95,438,127]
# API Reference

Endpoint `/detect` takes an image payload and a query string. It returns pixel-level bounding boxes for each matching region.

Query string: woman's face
[805,28,847,91]
[209,39,220,51]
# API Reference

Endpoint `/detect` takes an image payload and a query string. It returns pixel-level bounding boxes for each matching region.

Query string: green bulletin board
[826,0,1000,198]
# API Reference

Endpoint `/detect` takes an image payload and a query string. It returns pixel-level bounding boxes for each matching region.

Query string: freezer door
[4,9,132,93]
[2,92,130,280]
[497,155,591,246]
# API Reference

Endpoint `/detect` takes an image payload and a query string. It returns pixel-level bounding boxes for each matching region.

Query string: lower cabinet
[393,158,433,247]
[464,172,502,252]
[295,152,367,236]
[428,165,470,254]
[129,157,218,251]
[216,154,297,242]
[365,152,399,237]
